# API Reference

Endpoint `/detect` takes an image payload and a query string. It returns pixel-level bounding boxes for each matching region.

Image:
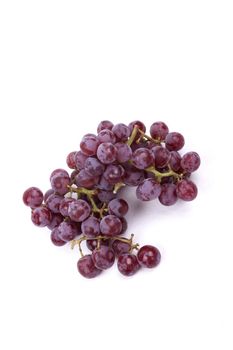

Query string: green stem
[127,126,139,146]
[145,166,181,182]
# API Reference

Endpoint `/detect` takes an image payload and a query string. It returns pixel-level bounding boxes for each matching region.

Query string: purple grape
[50,169,70,195]
[97,129,116,144]
[47,213,64,230]
[103,164,125,184]
[97,120,114,133]
[97,175,114,191]
[136,178,161,201]
[86,239,109,251]
[75,151,88,170]
[112,239,130,256]
[31,206,52,227]
[77,255,102,278]
[180,152,201,172]
[58,220,81,242]
[44,189,54,202]
[97,190,116,203]
[115,142,132,163]
[152,146,171,168]
[84,157,105,177]
[159,183,178,206]
[81,216,100,238]
[80,135,100,156]
[131,140,148,152]
[176,180,198,201]
[150,121,169,141]
[108,198,129,217]
[100,215,123,236]
[112,123,130,141]
[66,151,77,169]
[23,187,43,208]
[132,148,154,170]
[45,193,63,213]
[92,246,115,270]
[117,253,140,276]
[70,170,79,182]
[50,227,66,246]
[123,164,145,186]
[97,142,117,164]
[169,151,182,172]
[75,169,99,189]
[68,199,91,222]
[165,132,185,151]
[59,197,75,217]
[137,245,161,268]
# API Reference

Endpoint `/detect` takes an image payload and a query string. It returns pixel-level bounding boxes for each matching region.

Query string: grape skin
[100,215,122,236]
[136,179,161,201]
[97,142,117,164]
[132,148,154,170]
[81,216,100,238]
[176,179,198,201]
[92,246,115,270]
[150,121,169,141]
[117,253,140,276]
[31,206,52,227]
[137,245,161,268]
[159,183,178,206]
[108,198,129,217]
[77,255,102,278]
[165,132,185,151]
[181,152,201,173]
[68,200,91,222]
[23,187,43,209]
[97,120,114,133]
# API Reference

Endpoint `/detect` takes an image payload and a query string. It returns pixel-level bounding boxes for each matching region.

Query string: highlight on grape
[23,120,200,278]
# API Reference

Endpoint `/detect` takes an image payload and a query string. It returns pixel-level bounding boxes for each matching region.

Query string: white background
[0,1,233,349]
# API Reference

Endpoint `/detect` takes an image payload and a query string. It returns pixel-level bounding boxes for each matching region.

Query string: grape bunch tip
[23,120,200,278]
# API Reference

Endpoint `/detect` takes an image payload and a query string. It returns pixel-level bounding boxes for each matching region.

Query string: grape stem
[127,125,161,146]
[71,234,140,257]
[145,166,182,182]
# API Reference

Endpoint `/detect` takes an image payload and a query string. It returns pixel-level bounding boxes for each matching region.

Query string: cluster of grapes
[23,120,200,278]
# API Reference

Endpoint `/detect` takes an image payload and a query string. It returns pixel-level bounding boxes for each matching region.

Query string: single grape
[176,180,198,201]
[84,157,105,177]
[108,198,129,217]
[92,246,115,270]
[112,123,130,141]
[80,135,99,156]
[100,215,122,236]
[68,199,91,222]
[66,151,77,169]
[103,164,125,184]
[50,169,70,195]
[97,175,114,191]
[115,142,132,163]
[86,239,109,251]
[137,245,161,268]
[128,120,146,133]
[97,129,116,144]
[44,189,54,202]
[159,183,178,206]
[75,169,99,189]
[180,152,201,172]
[131,140,148,152]
[123,164,145,186]
[23,187,43,208]
[77,255,102,278]
[97,120,114,133]
[58,220,81,242]
[75,151,88,170]
[132,148,154,170]
[117,253,140,276]
[165,132,185,151]
[97,190,116,203]
[150,121,169,141]
[50,227,66,246]
[50,168,67,181]
[152,146,171,168]
[45,193,64,213]
[169,151,182,172]
[136,178,161,201]
[97,142,117,164]
[112,239,130,256]
[81,216,100,238]
[59,197,75,217]
[47,213,64,230]
[31,206,52,227]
